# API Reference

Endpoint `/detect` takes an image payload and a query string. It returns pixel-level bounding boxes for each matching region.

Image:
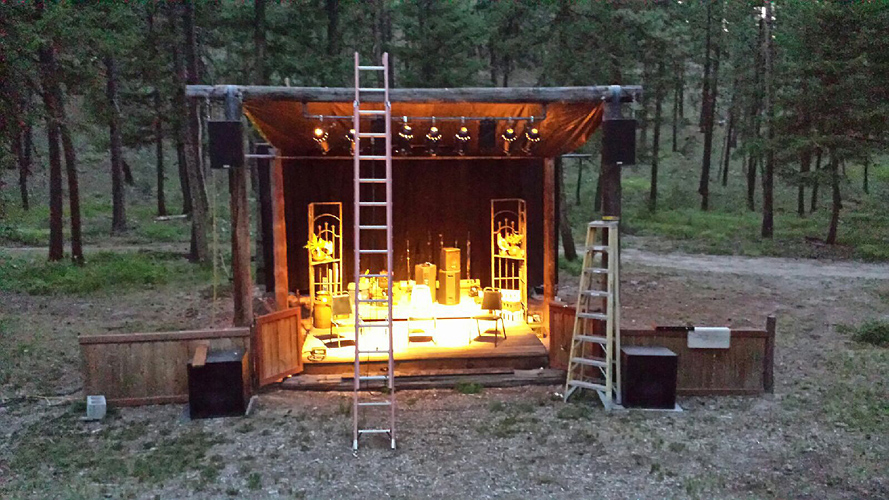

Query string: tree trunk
[746,155,757,211]
[761,1,775,239]
[699,20,719,211]
[797,149,811,217]
[720,81,737,187]
[594,164,603,213]
[37,23,64,262]
[863,158,869,194]
[575,159,583,206]
[154,92,167,216]
[638,61,651,158]
[105,55,127,234]
[650,61,664,212]
[254,0,267,84]
[557,158,577,261]
[672,64,683,153]
[811,150,821,212]
[171,40,192,215]
[183,1,210,263]
[60,124,84,264]
[15,121,30,211]
[699,2,712,133]
[326,0,339,58]
[826,153,841,245]
[148,7,167,217]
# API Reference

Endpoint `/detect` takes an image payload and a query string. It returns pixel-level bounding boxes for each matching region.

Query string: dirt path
[622,248,889,280]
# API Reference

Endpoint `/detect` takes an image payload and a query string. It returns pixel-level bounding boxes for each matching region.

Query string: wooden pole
[543,158,557,328]
[272,156,290,309]
[225,89,254,327]
[601,86,624,219]
[764,315,776,394]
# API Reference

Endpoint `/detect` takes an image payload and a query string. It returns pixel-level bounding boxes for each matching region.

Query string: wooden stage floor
[301,315,548,374]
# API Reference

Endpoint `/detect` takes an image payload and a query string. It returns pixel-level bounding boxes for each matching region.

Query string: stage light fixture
[426,121,442,156]
[345,128,356,154]
[397,117,413,155]
[521,125,541,155]
[455,121,471,156]
[501,122,518,155]
[313,125,330,155]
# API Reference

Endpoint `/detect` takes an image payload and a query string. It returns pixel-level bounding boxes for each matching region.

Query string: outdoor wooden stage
[297,320,549,376]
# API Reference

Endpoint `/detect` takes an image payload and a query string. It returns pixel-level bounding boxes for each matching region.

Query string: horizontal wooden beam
[186,85,643,103]
[78,327,251,345]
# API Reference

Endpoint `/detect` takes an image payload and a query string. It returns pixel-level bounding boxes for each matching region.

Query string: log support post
[225,87,254,327]
[764,315,777,393]
[601,85,624,219]
[271,156,290,310]
[543,157,557,330]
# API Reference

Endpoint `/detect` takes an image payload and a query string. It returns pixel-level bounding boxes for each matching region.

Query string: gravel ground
[1,252,887,499]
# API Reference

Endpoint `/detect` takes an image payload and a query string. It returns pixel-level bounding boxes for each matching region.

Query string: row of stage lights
[312,119,541,156]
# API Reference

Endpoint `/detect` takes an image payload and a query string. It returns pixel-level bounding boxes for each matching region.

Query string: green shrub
[454,381,483,395]
[852,320,889,347]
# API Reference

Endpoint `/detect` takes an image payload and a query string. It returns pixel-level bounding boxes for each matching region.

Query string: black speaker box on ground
[437,270,460,305]
[188,348,250,419]
[440,247,460,272]
[620,346,678,409]
[208,120,244,169]
[602,119,636,166]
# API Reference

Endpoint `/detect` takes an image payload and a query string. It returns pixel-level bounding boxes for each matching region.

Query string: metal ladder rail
[564,221,620,408]
[352,52,396,451]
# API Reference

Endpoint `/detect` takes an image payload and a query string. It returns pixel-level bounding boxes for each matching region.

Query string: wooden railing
[549,302,776,395]
[79,328,251,406]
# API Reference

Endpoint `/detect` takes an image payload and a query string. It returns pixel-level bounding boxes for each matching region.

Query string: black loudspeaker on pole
[208,120,245,169]
[602,119,637,166]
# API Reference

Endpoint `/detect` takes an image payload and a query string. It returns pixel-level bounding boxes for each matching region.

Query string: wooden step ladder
[564,220,621,409]
[352,52,396,451]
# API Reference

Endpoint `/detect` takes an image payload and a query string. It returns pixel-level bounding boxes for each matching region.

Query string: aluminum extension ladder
[352,52,396,451]
[564,220,622,409]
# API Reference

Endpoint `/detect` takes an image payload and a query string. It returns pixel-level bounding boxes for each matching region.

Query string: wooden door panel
[255,308,303,386]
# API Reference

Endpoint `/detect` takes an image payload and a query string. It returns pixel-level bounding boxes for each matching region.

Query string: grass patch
[0,250,210,295]
[454,382,483,395]
[851,320,889,347]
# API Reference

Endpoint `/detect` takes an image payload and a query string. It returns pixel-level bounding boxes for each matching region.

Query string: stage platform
[300,303,548,375]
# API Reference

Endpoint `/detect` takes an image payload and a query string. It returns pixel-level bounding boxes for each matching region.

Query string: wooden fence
[549,302,776,395]
[79,328,251,406]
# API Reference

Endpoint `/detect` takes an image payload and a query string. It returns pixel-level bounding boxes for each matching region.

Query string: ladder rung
[359,225,388,230]
[358,109,386,115]
[359,88,385,92]
[359,273,388,278]
[571,357,608,368]
[358,65,385,70]
[358,178,387,184]
[577,312,607,321]
[358,155,387,160]
[358,298,389,303]
[358,133,387,138]
[359,201,388,206]
[585,268,610,274]
[588,245,610,252]
[358,375,389,381]
[358,429,391,434]
[576,335,608,344]
[581,290,611,298]
[589,221,619,228]
[359,249,388,254]
[567,380,607,392]
[357,350,386,354]
[357,322,392,329]
[358,401,392,407]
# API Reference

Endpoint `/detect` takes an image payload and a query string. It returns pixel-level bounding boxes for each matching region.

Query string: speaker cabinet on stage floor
[188,349,250,419]
[437,270,460,305]
[208,121,244,169]
[602,119,637,166]
[620,346,678,409]
[440,247,461,272]
[414,263,437,289]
